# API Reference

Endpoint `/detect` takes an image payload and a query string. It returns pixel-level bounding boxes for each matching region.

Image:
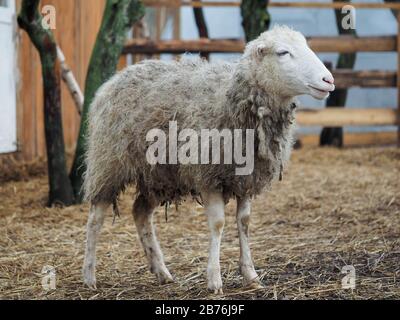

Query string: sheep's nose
[323,75,334,85]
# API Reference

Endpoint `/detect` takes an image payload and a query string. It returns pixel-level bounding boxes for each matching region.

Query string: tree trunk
[320,0,357,147]
[193,0,210,59]
[70,0,145,202]
[18,0,75,206]
[240,0,271,42]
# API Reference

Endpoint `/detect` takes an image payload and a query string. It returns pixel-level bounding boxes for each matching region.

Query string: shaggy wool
[83,27,300,206]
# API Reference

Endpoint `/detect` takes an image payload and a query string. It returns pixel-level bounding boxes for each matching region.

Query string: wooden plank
[123,37,397,55]
[118,55,128,71]
[297,108,399,127]
[78,0,105,87]
[123,38,244,54]
[143,1,400,10]
[16,0,38,160]
[309,36,396,53]
[144,0,239,7]
[34,47,44,158]
[18,27,37,160]
[344,132,398,146]
[300,131,398,147]
[333,70,396,88]
[16,0,35,160]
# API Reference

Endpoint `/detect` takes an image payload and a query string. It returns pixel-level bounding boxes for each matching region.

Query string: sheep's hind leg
[133,195,173,284]
[236,197,263,289]
[203,192,225,294]
[83,202,109,290]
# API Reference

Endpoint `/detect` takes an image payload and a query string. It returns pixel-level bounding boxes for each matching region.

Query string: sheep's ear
[256,44,268,59]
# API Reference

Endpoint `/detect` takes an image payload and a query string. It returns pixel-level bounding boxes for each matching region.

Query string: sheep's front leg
[236,197,263,288]
[203,192,225,294]
[83,202,109,290]
[133,195,173,284]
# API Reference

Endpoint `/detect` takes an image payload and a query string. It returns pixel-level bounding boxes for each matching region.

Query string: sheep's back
[84,58,236,204]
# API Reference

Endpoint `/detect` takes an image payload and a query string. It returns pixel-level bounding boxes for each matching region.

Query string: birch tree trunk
[18,0,75,206]
[70,0,145,202]
[57,47,84,115]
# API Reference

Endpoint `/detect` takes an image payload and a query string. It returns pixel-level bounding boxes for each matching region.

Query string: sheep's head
[244,25,335,100]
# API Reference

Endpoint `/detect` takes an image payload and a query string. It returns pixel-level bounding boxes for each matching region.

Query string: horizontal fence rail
[332,70,397,88]
[123,39,243,54]
[300,131,398,146]
[143,1,400,9]
[123,36,398,55]
[297,108,399,127]
[308,36,396,52]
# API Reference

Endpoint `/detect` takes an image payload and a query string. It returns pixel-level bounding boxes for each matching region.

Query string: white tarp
[0,0,17,154]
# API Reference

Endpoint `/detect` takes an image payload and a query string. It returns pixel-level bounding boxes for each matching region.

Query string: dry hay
[0,146,399,300]
[0,155,47,184]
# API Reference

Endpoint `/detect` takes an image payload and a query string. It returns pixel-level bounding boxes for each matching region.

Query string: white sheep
[82,25,335,293]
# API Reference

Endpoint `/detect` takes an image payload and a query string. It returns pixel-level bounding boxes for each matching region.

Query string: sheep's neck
[224,71,296,131]
[223,70,296,180]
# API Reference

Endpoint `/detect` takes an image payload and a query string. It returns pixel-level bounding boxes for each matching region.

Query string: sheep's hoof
[155,269,174,285]
[207,286,224,295]
[83,277,97,290]
[207,280,224,295]
[158,275,174,285]
[86,282,97,291]
[245,279,264,290]
[213,288,224,295]
[83,267,97,290]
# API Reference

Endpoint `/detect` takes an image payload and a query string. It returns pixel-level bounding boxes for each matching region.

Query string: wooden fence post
[320,61,344,147]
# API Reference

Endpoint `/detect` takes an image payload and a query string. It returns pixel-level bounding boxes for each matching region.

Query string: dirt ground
[0,147,399,300]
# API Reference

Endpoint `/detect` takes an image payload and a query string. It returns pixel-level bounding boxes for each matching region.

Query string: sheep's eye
[277,50,290,57]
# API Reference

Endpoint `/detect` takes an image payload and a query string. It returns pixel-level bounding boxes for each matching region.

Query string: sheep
[82,25,335,293]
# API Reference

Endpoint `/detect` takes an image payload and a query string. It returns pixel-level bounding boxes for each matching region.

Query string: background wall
[16,0,106,161]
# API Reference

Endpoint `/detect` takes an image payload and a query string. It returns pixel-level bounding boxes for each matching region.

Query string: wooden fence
[6,0,399,164]
[122,1,400,147]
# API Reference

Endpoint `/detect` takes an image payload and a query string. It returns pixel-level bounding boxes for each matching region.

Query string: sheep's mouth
[308,85,335,99]
[308,85,331,94]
